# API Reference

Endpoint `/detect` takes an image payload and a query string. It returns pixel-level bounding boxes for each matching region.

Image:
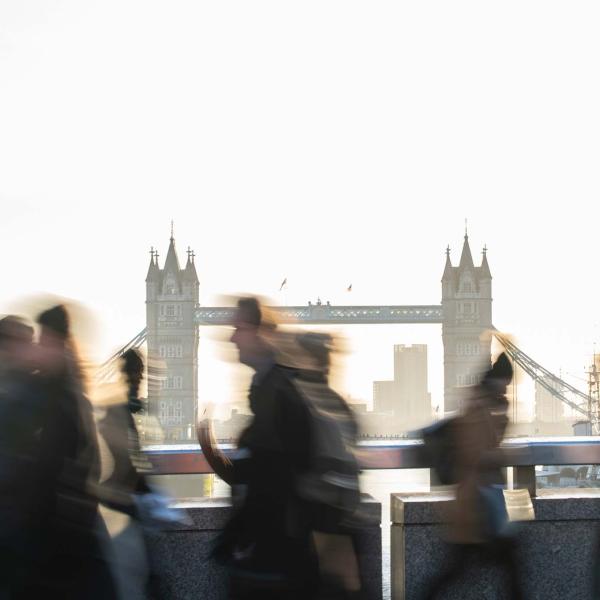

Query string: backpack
[292,376,360,520]
[421,416,460,485]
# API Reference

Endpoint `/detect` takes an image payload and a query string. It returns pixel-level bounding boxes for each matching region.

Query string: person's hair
[296,332,333,373]
[122,348,144,378]
[235,296,277,331]
[38,304,70,339]
[37,304,86,396]
[480,351,513,410]
[236,297,262,327]
[485,352,513,384]
[122,349,144,413]
[0,316,33,346]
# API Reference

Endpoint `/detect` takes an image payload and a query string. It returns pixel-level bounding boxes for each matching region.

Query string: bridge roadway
[194,304,444,325]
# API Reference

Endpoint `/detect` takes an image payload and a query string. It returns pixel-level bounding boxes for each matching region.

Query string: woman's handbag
[478,485,534,540]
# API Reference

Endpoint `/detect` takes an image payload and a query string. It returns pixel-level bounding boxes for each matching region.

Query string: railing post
[513,465,536,497]
[428,467,438,490]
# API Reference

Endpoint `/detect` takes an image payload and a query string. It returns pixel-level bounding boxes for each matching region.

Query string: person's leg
[489,538,524,600]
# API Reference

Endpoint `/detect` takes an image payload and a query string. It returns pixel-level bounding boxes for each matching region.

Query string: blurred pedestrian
[98,349,165,600]
[0,316,47,598]
[34,304,117,599]
[293,332,363,600]
[100,349,151,509]
[197,297,316,600]
[422,353,524,599]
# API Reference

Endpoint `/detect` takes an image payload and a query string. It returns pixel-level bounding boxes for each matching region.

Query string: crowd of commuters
[0,296,567,599]
[0,307,118,598]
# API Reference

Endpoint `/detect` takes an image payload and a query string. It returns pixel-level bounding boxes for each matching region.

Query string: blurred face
[36,327,66,374]
[0,320,35,372]
[230,311,262,368]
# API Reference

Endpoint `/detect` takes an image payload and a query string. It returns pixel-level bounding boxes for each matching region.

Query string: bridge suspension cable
[493,329,596,431]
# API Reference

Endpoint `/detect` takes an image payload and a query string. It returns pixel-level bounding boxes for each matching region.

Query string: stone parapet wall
[391,489,600,600]
[144,497,382,600]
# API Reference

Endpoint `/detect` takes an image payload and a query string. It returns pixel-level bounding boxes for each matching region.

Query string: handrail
[144,437,600,475]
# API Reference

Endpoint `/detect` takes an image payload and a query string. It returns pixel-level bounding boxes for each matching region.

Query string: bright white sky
[1,1,599,417]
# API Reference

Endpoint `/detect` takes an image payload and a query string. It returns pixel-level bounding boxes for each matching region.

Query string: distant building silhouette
[395,344,431,426]
[372,380,396,416]
[441,234,492,413]
[504,378,579,437]
[145,233,199,442]
[373,344,431,432]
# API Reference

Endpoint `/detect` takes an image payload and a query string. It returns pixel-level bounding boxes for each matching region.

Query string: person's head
[36,304,72,375]
[230,297,274,369]
[481,352,513,409]
[38,304,69,345]
[122,348,144,392]
[0,315,35,371]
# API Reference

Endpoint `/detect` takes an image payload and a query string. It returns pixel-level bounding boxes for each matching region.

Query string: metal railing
[144,437,600,496]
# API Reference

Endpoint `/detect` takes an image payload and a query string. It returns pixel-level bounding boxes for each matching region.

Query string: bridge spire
[146,246,159,281]
[479,244,492,279]
[442,245,454,281]
[458,230,474,269]
[164,231,181,275]
[184,245,199,283]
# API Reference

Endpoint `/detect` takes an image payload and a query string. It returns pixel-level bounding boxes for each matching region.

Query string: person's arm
[91,480,138,516]
[279,381,311,473]
[196,417,235,485]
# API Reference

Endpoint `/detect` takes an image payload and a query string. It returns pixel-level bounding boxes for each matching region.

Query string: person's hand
[195,406,234,484]
[196,406,214,450]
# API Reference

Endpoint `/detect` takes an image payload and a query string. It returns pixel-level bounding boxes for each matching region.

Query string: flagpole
[279,278,288,306]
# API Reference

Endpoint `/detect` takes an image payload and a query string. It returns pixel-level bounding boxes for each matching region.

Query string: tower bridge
[94,231,596,441]
[134,230,495,442]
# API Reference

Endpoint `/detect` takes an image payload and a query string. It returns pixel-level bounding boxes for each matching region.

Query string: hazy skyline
[2,1,600,415]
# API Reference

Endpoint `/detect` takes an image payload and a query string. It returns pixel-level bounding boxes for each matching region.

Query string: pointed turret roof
[442,245,455,281]
[479,245,492,279]
[163,234,181,275]
[145,248,159,282]
[183,247,199,282]
[458,234,474,270]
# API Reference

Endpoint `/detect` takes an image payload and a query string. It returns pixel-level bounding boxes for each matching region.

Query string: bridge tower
[441,233,493,413]
[145,232,199,442]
